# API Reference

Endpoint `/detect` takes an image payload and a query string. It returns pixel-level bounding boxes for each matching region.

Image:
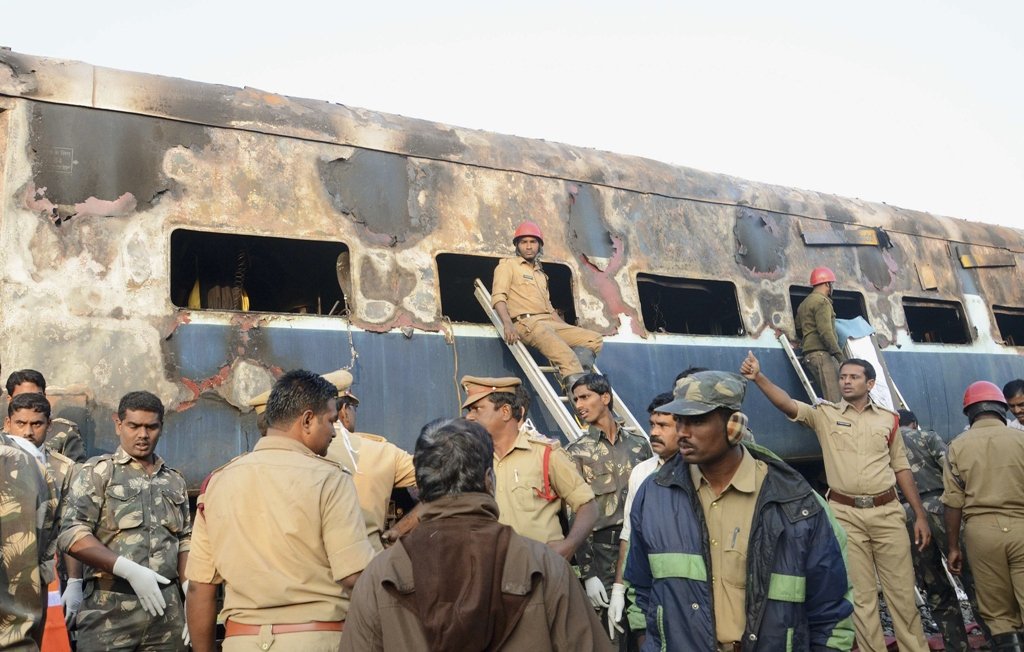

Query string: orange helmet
[513,221,544,246]
[962,381,1007,412]
[963,380,1009,423]
[810,267,836,286]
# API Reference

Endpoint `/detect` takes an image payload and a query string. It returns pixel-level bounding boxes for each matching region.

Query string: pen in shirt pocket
[731,527,740,548]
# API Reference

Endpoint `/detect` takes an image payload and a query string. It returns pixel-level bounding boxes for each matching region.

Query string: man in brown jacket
[341,418,612,652]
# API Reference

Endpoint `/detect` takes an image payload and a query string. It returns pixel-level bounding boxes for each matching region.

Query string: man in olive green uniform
[943,381,1024,650]
[492,220,602,386]
[0,431,58,651]
[59,391,190,652]
[6,369,86,463]
[743,352,930,652]
[4,392,85,626]
[186,370,374,652]
[898,409,980,652]
[567,373,652,647]
[796,267,844,402]
[462,375,598,554]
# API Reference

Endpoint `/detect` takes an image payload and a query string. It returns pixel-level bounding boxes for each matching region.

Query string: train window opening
[994,306,1024,346]
[436,254,578,325]
[902,297,971,344]
[789,286,868,323]
[170,229,349,315]
[637,274,743,336]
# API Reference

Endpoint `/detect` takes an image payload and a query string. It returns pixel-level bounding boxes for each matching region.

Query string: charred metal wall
[2,50,1024,485]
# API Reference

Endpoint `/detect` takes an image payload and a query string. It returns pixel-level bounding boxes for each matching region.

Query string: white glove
[181,580,190,646]
[584,576,609,609]
[61,578,84,626]
[607,583,626,638]
[113,556,170,617]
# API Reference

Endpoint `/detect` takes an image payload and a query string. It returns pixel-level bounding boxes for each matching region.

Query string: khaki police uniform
[491,256,602,378]
[792,400,929,652]
[691,446,767,649]
[493,428,595,543]
[942,418,1024,635]
[326,430,416,552]
[187,436,375,651]
[58,447,191,652]
[461,375,596,543]
[796,291,842,403]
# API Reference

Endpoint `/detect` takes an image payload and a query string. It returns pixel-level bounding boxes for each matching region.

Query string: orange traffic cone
[41,573,71,652]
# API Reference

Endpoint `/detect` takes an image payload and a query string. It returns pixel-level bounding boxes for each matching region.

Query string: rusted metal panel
[956,244,1016,269]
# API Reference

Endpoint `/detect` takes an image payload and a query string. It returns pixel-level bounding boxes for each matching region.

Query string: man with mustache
[607,391,678,645]
[59,391,191,651]
[626,370,855,651]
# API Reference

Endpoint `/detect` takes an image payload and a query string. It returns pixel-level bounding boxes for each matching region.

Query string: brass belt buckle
[854,495,874,508]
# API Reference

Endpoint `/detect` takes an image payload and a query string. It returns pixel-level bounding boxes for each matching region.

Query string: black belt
[591,526,622,545]
[86,576,179,594]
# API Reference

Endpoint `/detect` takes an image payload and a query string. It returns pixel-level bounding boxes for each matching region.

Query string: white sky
[3,1,1023,229]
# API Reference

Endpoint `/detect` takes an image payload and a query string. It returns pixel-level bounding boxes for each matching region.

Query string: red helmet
[962,381,1007,413]
[513,221,544,246]
[809,266,837,286]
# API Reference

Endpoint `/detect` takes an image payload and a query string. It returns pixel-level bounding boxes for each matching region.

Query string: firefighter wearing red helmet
[942,381,1024,649]
[796,266,844,402]
[491,221,602,388]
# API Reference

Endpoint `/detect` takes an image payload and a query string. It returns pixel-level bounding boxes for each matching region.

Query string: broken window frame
[169,229,350,317]
[435,253,579,325]
[635,273,744,336]
[993,305,1024,347]
[902,296,973,344]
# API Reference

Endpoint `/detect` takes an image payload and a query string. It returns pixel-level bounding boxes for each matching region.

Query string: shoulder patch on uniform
[528,433,561,449]
[354,432,387,443]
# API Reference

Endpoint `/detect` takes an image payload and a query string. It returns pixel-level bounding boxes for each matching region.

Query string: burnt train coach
[1,48,1023,489]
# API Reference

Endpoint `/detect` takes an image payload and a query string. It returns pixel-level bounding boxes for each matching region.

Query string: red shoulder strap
[533,445,558,502]
[888,413,899,446]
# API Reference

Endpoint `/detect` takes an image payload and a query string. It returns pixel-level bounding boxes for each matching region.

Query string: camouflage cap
[322,369,359,405]
[461,375,521,409]
[660,370,747,416]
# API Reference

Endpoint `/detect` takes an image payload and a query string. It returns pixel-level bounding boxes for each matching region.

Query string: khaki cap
[248,389,271,415]
[322,369,359,405]
[461,375,521,409]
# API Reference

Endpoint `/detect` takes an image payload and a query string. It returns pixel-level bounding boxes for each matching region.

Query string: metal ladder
[777,332,820,403]
[473,278,646,444]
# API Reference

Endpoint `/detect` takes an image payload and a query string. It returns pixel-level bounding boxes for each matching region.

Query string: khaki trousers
[222,628,343,651]
[963,513,1024,635]
[804,350,841,403]
[831,500,929,652]
[514,314,602,378]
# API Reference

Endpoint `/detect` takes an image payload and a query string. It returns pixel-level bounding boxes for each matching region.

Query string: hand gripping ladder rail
[473,279,646,444]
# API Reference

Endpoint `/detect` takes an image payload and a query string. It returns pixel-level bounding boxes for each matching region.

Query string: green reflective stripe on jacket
[767,573,806,602]
[648,552,707,581]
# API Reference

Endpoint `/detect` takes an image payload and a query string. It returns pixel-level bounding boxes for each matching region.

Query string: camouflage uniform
[44,417,86,463]
[57,447,190,652]
[567,423,652,585]
[897,426,972,651]
[0,432,58,651]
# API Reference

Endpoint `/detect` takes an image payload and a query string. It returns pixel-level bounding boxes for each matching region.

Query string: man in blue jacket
[625,370,855,651]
